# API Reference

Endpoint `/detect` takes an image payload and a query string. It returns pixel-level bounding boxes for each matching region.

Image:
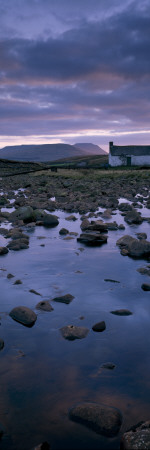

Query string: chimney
[109,141,113,152]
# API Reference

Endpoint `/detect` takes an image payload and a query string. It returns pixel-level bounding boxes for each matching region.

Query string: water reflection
[0,202,150,449]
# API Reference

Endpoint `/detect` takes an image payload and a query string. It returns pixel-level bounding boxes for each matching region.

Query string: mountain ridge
[0,142,105,162]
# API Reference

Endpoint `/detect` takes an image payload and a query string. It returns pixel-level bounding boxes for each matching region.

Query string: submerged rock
[124,210,143,225]
[36,300,54,311]
[101,362,116,370]
[69,402,122,437]
[60,325,89,340]
[9,306,37,327]
[59,228,69,235]
[120,420,150,449]
[52,294,74,304]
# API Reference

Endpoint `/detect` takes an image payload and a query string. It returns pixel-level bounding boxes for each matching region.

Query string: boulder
[33,209,59,227]
[60,325,89,340]
[0,247,8,255]
[9,306,37,327]
[136,232,147,240]
[69,402,122,437]
[10,206,35,223]
[118,203,133,212]
[124,210,143,225]
[77,232,107,246]
[52,294,74,304]
[7,238,29,251]
[116,235,150,258]
[36,300,54,311]
[92,321,106,332]
[120,420,150,449]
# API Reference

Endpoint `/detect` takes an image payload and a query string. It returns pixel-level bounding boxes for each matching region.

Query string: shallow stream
[0,197,150,449]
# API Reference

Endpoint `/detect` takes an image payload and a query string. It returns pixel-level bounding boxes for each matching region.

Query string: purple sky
[0,0,150,152]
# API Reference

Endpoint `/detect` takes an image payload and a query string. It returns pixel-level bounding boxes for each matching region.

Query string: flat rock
[60,325,89,340]
[110,309,133,316]
[101,362,116,370]
[7,238,29,251]
[92,321,106,332]
[52,294,74,304]
[65,215,77,221]
[0,339,4,351]
[29,289,42,296]
[77,232,107,246]
[69,402,122,437]
[104,279,120,283]
[141,283,150,291]
[9,306,37,327]
[120,420,150,449]
[36,300,54,311]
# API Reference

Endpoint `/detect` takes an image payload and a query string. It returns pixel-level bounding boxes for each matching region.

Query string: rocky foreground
[0,165,150,448]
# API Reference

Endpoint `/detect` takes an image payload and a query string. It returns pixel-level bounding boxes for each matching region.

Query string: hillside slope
[0,143,88,162]
[74,143,106,155]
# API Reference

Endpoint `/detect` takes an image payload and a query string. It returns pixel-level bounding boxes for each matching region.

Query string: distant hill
[0,143,88,162]
[74,143,106,155]
[0,142,106,162]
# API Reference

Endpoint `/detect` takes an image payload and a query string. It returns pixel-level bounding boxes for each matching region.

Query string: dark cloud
[0,0,150,146]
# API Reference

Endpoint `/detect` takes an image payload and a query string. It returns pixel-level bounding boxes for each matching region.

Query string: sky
[0,0,150,152]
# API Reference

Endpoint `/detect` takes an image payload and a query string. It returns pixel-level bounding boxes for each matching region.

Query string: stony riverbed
[0,168,150,449]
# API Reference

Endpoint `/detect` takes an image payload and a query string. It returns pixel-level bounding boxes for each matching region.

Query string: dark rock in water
[120,420,150,449]
[7,238,29,251]
[101,362,116,370]
[77,232,107,246]
[59,228,69,235]
[116,235,150,258]
[141,283,150,291]
[36,300,54,311]
[13,279,22,285]
[118,203,133,212]
[110,309,133,316]
[9,206,35,223]
[65,214,77,221]
[0,247,8,255]
[60,325,89,340]
[69,402,122,437]
[29,289,42,296]
[9,306,37,327]
[87,220,108,232]
[42,213,59,227]
[136,232,147,240]
[32,442,50,450]
[0,339,4,351]
[7,273,14,279]
[124,210,143,225]
[137,267,150,276]
[52,293,74,304]
[104,279,120,283]
[92,321,106,332]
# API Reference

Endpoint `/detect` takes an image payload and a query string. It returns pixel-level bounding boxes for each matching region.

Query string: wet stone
[7,273,15,279]
[13,279,22,285]
[59,228,69,235]
[101,362,116,370]
[120,420,150,449]
[60,325,89,340]
[110,309,133,316]
[0,339,4,351]
[69,402,122,437]
[52,294,74,304]
[92,321,106,332]
[0,247,9,255]
[9,306,37,327]
[141,283,150,291]
[36,300,54,311]
[29,289,42,296]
